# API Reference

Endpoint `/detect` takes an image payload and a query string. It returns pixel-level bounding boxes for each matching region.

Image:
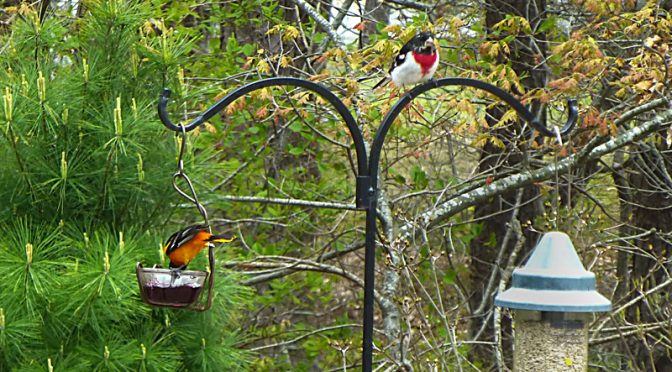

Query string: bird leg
[169,266,185,280]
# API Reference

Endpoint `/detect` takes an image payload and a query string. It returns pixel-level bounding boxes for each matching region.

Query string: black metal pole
[159,76,578,372]
[362,193,377,371]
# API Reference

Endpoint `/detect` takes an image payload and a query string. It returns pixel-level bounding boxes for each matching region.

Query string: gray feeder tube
[495,231,611,371]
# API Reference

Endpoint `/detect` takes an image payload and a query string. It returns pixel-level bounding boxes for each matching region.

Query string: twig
[590,319,672,346]
[473,189,525,317]
[291,0,344,48]
[613,97,669,126]
[249,324,360,352]
[591,276,672,337]
[382,0,433,11]
[213,195,358,210]
[318,0,356,53]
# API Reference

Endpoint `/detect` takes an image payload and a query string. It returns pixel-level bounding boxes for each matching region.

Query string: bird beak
[424,38,435,49]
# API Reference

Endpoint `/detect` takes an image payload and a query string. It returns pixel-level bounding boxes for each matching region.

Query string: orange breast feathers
[166,230,211,268]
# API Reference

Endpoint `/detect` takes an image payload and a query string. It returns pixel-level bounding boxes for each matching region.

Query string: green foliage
[0,2,250,370]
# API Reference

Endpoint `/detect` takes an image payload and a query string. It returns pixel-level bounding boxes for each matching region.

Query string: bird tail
[206,233,235,244]
[372,77,389,90]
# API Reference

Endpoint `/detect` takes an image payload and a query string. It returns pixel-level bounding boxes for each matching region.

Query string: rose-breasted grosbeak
[373,31,439,89]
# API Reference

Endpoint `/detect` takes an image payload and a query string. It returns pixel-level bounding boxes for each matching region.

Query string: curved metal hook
[369,78,579,173]
[559,98,579,136]
[158,77,370,208]
[171,124,211,229]
[158,78,368,176]
[158,89,209,132]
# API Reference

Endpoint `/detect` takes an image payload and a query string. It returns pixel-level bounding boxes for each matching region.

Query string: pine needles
[0,2,250,370]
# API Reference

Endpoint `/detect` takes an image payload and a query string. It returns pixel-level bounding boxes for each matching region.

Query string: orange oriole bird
[163,224,235,269]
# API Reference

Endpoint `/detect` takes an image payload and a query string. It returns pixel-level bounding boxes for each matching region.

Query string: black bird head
[410,32,436,55]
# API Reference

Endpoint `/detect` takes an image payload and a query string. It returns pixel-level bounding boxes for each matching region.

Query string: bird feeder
[495,231,611,370]
[136,116,218,312]
[136,244,215,311]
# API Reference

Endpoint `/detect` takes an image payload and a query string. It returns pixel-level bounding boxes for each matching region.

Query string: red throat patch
[412,52,437,75]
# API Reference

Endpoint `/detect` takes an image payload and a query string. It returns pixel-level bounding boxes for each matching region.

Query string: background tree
[466,0,549,366]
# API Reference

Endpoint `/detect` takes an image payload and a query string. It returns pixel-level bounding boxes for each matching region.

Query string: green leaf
[288,121,303,133]
[410,165,428,190]
[538,17,558,33]
[240,44,255,56]
[444,269,456,285]
[288,145,304,156]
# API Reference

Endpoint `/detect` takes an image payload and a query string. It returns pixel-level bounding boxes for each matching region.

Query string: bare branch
[222,241,365,285]
[590,320,672,346]
[473,189,525,317]
[614,97,670,126]
[592,276,672,337]
[214,194,358,210]
[249,323,361,352]
[382,0,433,11]
[292,0,344,48]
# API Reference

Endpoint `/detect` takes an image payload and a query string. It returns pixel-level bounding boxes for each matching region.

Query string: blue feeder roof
[495,231,611,312]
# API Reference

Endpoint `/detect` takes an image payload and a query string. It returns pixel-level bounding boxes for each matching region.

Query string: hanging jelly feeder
[137,264,207,306]
[136,256,214,310]
[136,122,216,311]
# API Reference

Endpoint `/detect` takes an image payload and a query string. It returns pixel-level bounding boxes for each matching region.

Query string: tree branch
[591,276,672,338]
[292,0,344,48]
[214,195,358,210]
[398,103,672,241]
[222,241,365,285]
[224,255,394,309]
[473,189,525,317]
[382,0,433,11]
[590,320,672,346]
[614,97,669,126]
[248,323,361,352]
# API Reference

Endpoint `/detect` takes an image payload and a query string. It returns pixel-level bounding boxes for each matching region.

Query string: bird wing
[163,224,208,255]
[389,39,415,73]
